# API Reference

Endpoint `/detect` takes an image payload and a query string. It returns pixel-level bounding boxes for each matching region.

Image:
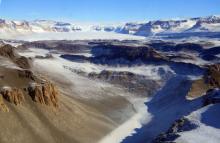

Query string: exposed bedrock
[0,87,25,105]
[88,70,163,96]
[0,95,9,112]
[90,44,168,64]
[0,44,31,69]
[188,64,220,99]
[0,80,60,112]
[152,118,197,143]
[149,42,204,53]
[28,82,59,108]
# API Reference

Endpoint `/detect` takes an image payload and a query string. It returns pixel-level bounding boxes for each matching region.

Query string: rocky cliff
[0,87,25,105]
[0,44,59,111]
[188,64,220,99]
[0,44,31,69]
[28,82,59,108]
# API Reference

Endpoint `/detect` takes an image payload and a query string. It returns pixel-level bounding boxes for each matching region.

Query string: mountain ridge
[0,15,220,37]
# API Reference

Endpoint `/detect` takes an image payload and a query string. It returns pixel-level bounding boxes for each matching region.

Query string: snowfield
[176,104,220,143]
[1,31,145,41]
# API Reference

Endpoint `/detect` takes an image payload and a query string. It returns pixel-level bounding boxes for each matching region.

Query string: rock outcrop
[0,44,59,112]
[0,44,17,58]
[0,87,25,105]
[0,44,31,69]
[18,69,36,81]
[188,64,220,99]
[205,64,220,87]
[28,82,59,108]
[0,80,60,112]
[152,118,197,143]
[90,44,167,65]
[15,56,31,69]
[0,95,9,112]
[89,70,161,96]
[203,88,220,106]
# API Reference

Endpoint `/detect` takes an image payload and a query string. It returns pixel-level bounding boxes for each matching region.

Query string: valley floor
[1,37,220,143]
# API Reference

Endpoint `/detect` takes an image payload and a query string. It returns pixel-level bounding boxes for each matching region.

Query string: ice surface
[176,104,220,143]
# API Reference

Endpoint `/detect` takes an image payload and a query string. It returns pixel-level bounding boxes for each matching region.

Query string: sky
[0,0,220,22]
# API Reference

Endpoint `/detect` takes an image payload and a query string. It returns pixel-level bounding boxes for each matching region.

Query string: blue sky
[0,0,220,22]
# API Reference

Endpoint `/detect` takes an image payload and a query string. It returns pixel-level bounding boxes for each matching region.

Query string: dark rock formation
[203,89,220,106]
[91,45,167,64]
[149,42,204,53]
[19,41,90,53]
[205,64,220,87]
[0,44,17,58]
[89,70,161,96]
[200,46,220,61]
[201,46,220,56]
[0,44,31,69]
[35,54,53,59]
[174,43,204,53]
[60,55,89,63]
[18,69,36,81]
[152,118,197,143]
[15,56,31,69]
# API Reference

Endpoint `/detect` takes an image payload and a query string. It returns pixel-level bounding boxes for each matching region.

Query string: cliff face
[0,80,59,112]
[0,87,25,112]
[188,64,220,99]
[0,44,16,58]
[0,87,25,105]
[0,95,9,112]
[206,64,220,87]
[28,82,59,108]
[88,70,161,96]
[0,44,59,111]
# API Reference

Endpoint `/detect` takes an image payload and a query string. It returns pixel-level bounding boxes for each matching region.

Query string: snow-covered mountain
[135,15,220,36]
[0,15,220,38]
[0,19,123,33]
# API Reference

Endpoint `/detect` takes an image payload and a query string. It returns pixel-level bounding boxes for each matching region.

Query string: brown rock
[15,56,31,69]
[188,64,220,99]
[28,82,59,108]
[0,44,16,59]
[205,64,220,87]
[0,44,31,69]
[18,69,36,81]
[0,87,25,105]
[0,95,9,112]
